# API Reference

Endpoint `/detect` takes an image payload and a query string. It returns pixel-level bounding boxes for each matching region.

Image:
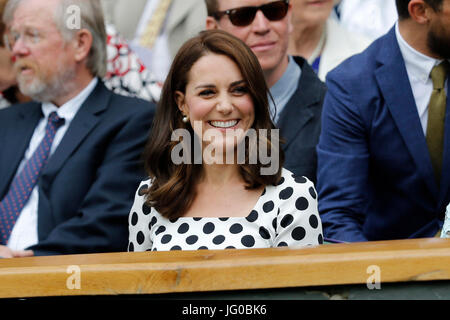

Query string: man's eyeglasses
[213,0,289,27]
[3,28,42,51]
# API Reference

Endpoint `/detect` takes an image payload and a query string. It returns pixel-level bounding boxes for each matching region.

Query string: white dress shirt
[130,0,172,83]
[7,78,98,251]
[395,23,448,136]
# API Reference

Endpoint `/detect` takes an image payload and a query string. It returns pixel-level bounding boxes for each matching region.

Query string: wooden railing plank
[0,238,449,298]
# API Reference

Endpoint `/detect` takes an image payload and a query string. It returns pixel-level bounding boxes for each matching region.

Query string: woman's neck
[200,163,242,187]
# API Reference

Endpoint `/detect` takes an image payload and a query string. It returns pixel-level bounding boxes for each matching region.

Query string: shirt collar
[395,22,444,84]
[41,78,98,121]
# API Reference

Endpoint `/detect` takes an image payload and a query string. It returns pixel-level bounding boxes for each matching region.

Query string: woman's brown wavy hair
[143,29,284,219]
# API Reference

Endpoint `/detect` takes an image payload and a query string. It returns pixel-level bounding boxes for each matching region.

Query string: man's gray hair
[3,0,107,78]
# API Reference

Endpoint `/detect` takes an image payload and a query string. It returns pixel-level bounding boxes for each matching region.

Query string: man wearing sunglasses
[205,0,326,184]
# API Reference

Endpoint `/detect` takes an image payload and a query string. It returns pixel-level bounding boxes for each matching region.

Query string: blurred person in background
[0,0,30,108]
[104,23,161,102]
[102,0,207,84]
[335,0,398,41]
[288,0,371,81]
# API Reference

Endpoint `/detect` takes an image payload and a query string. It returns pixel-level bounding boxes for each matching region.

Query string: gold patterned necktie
[139,0,173,49]
[426,60,450,184]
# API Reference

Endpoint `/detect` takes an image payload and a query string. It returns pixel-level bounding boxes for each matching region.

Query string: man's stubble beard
[17,61,77,103]
[427,19,450,60]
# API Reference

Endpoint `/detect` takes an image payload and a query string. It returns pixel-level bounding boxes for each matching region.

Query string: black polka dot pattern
[259,227,270,240]
[138,184,148,196]
[309,215,319,229]
[279,187,293,200]
[292,227,306,241]
[142,203,151,215]
[263,201,274,213]
[295,197,309,211]
[213,235,225,245]
[246,210,258,222]
[203,222,215,234]
[309,187,317,199]
[280,214,294,228]
[241,235,255,247]
[178,223,189,234]
[128,169,323,252]
[155,226,166,235]
[230,223,243,234]
[131,212,138,226]
[136,231,145,245]
[186,235,198,245]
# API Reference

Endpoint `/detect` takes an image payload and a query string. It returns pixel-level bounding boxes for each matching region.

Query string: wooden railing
[0,238,449,299]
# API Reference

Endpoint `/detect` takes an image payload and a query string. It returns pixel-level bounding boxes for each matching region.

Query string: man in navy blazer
[0,0,154,257]
[317,0,450,242]
[205,0,326,184]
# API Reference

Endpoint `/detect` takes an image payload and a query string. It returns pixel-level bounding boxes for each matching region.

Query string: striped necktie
[0,112,65,245]
[139,0,173,49]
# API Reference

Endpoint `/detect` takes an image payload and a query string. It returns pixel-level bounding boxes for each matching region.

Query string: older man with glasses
[205,0,326,185]
[0,0,155,258]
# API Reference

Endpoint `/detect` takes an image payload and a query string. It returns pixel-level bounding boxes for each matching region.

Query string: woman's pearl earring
[182,115,189,123]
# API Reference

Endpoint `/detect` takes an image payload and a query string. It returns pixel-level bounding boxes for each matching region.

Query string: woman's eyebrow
[231,80,246,86]
[195,80,245,90]
[194,84,215,89]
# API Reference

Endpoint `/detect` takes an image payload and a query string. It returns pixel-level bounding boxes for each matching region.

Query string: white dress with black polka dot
[128,168,323,252]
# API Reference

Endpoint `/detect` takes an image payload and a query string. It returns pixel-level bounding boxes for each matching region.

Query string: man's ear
[206,16,219,30]
[175,90,187,114]
[408,0,433,24]
[72,29,93,62]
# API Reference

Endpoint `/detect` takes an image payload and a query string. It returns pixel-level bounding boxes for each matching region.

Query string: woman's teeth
[209,120,238,128]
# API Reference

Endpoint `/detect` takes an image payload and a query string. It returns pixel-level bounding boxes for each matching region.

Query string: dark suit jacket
[317,27,448,242]
[0,80,155,255]
[277,56,327,184]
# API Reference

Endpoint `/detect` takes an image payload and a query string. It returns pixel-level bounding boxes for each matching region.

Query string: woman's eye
[199,89,214,96]
[233,86,248,95]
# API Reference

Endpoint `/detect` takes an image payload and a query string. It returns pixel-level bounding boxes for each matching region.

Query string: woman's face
[176,53,255,158]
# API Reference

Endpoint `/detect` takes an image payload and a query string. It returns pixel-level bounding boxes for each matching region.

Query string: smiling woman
[127,30,323,252]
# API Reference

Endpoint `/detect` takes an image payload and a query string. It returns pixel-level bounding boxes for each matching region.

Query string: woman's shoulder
[133,178,153,200]
[279,168,315,189]
[264,168,316,202]
[138,178,153,189]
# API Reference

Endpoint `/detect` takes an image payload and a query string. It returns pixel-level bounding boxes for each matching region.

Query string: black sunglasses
[213,0,290,27]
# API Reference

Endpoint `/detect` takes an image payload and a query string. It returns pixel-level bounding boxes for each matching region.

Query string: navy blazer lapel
[374,28,438,198]
[0,103,42,197]
[42,80,111,180]
[277,57,323,150]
